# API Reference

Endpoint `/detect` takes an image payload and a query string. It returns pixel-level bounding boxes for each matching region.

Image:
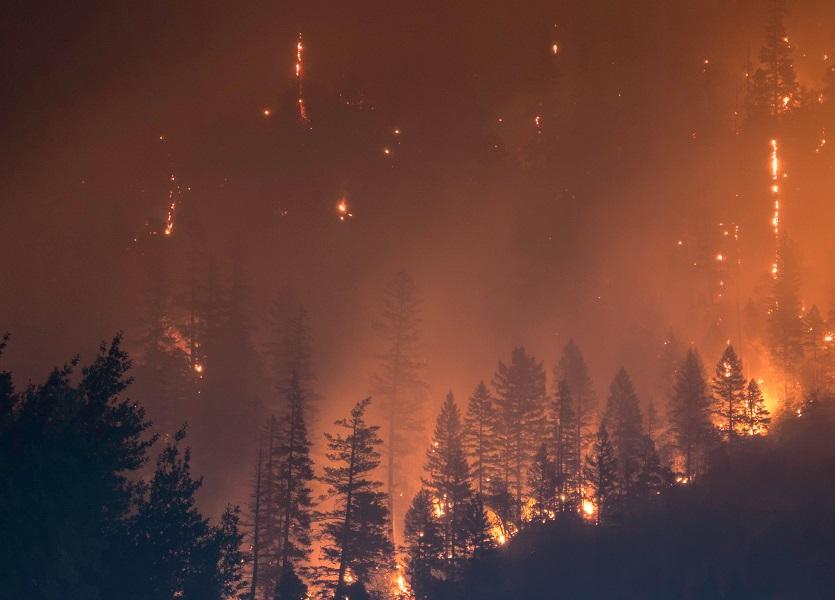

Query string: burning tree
[371,271,427,545]
[757,0,799,116]
[743,379,771,436]
[317,398,393,597]
[711,345,747,442]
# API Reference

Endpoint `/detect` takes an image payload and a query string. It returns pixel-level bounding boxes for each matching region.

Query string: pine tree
[603,368,645,495]
[767,235,805,407]
[318,398,393,596]
[492,346,547,526]
[465,494,496,555]
[631,436,673,503]
[133,260,192,439]
[552,378,578,511]
[583,423,619,525]
[742,379,771,436]
[758,0,799,115]
[266,304,318,419]
[253,416,282,596]
[403,490,444,600]
[371,271,427,545]
[526,443,556,523]
[803,305,827,394]
[463,381,497,497]
[273,372,315,578]
[556,340,596,500]
[247,442,266,600]
[274,563,308,600]
[193,257,265,513]
[423,391,473,578]
[646,399,659,444]
[669,349,715,479]
[711,345,747,442]
[128,428,245,600]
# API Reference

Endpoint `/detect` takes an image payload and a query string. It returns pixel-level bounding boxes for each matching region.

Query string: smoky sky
[3,0,835,468]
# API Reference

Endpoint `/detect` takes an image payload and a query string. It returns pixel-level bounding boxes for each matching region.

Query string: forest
[4,0,835,598]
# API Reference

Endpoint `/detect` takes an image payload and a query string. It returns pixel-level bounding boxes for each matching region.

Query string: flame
[581,499,596,518]
[295,33,310,124]
[336,197,353,221]
[769,139,781,277]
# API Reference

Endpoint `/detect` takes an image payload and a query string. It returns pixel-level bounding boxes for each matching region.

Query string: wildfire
[394,565,410,596]
[816,129,827,153]
[336,197,353,221]
[163,174,189,237]
[581,499,596,519]
[295,33,310,124]
[769,138,781,277]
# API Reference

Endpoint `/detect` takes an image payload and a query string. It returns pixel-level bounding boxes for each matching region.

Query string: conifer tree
[552,378,579,511]
[631,437,673,503]
[803,305,827,394]
[556,340,596,499]
[492,346,547,526]
[583,423,619,525]
[767,235,805,406]
[603,368,645,495]
[527,443,556,522]
[274,563,308,600]
[128,428,245,600]
[466,494,496,555]
[247,442,266,600]
[669,349,715,479]
[266,304,318,418]
[318,398,393,597]
[463,381,497,496]
[273,372,315,578]
[758,0,799,115]
[423,392,473,577]
[742,379,771,436]
[134,263,192,438]
[646,399,659,444]
[403,490,444,600]
[371,271,427,545]
[711,345,747,442]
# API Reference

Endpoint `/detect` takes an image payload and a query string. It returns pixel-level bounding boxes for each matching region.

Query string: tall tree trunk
[335,417,358,598]
[250,444,263,600]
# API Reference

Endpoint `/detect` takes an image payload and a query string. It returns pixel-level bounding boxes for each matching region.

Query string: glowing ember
[769,138,781,277]
[551,42,559,55]
[336,197,353,221]
[262,108,271,117]
[581,499,596,517]
[295,33,310,124]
